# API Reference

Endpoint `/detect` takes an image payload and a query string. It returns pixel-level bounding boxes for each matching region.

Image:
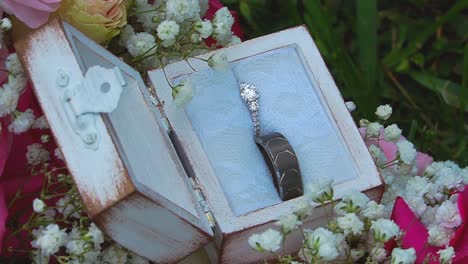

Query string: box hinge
[58,65,126,149]
[147,93,172,135]
[189,177,216,230]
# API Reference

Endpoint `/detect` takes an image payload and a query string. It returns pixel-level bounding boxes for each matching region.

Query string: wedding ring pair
[239,83,303,201]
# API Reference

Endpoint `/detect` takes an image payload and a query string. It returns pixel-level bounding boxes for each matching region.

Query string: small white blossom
[406,176,431,197]
[134,0,160,32]
[26,143,50,165]
[345,101,356,112]
[248,229,283,252]
[341,190,369,211]
[438,246,455,264]
[5,53,24,76]
[66,238,87,256]
[403,195,427,217]
[434,166,464,190]
[276,214,301,234]
[0,83,20,117]
[194,20,213,39]
[295,198,313,219]
[8,74,27,93]
[396,140,417,165]
[304,228,340,261]
[306,178,334,203]
[212,7,234,46]
[376,104,392,120]
[157,20,180,41]
[337,213,363,236]
[366,122,382,138]
[228,35,242,46]
[436,200,461,228]
[384,124,402,142]
[391,248,416,264]
[207,52,229,72]
[371,219,400,243]
[85,223,104,249]
[32,115,49,129]
[0,18,12,31]
[33,198,46,213]
[362,200,385,219]
[428,225,453,246]
[31,224,68,256]
[368,144,387,165]
[56,195,80,219]
[166,0,201,23]
[8,109,35,134]
[172,80,194,107]
[126,33,157,57]
[371,247,387,262]
[101,245,128,264]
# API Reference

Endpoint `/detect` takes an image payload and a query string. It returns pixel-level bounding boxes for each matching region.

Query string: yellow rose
[59,0,127,44]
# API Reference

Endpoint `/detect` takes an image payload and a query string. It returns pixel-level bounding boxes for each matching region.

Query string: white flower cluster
[123,0,238,71]
[0,53,27,118]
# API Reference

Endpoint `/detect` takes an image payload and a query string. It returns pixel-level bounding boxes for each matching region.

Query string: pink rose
[0,0,62,29]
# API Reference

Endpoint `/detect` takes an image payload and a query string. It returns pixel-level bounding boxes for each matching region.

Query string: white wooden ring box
[15,18,383,264]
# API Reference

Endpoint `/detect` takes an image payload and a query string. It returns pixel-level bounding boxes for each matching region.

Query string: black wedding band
[255,132,303,201]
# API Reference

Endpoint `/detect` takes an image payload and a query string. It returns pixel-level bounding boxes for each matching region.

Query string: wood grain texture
[150,25,384,263]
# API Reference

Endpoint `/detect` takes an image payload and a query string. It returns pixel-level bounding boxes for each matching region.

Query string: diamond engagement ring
[239,82,303,201]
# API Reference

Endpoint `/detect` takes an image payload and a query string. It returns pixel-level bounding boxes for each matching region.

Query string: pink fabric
[0,0,61,29]
[391,197,441,263]
[359,127,434,174]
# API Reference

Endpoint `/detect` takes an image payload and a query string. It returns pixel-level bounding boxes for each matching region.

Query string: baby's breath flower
[362,200,385,220]
[85,223,104,249]
[295,199,313,219]
[396,140,416,165]
[376,104,392,120]
[157,20,180,41]
[32,115,49,129]
[391,248,416,264]
[276,214,301,234]
[248,229,283,253]
[303,228,340,261]
[207,52,229,72]
[371,219,400,243]
[366,122,382,138]
[26,143,50,165]
[8,109,35,134]
[5,53,24,76]
[337,213,363,236]
[428,225,453,246]
[438,246,455,264]
[384,124,402,142]
[166,0,201,23]
[0,18,12,31]
[227,35,242,46]
[341,190,369,212]
[33,198,46,213]
[306,178,334,203]
[212,7,234,46]
[371,247,387,262]
[436,200,461,228]
[368,145,387,165]
[31,224,68,256]
[0,83,20,117]
[126,33,157,57]
[194,20,213,39]
[172,80,194,107]
[345,101,356,112]
[8,74,27,93]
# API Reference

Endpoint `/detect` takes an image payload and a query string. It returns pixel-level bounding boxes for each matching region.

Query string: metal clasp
[57,66,126,149]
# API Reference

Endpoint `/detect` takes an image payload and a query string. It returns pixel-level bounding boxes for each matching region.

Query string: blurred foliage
[224,0,468,166]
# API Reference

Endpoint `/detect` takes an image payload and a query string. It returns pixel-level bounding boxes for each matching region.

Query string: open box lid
[15,18,213,262]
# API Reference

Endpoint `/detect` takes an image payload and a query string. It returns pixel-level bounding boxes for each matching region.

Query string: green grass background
[223,0,468,166]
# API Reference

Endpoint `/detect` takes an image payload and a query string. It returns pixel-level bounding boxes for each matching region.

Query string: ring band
[255,132,303,201]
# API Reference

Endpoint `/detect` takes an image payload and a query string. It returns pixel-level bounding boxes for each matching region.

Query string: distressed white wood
[15,19,134,217]
[15,19,213,263]
[149,25,384,263]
